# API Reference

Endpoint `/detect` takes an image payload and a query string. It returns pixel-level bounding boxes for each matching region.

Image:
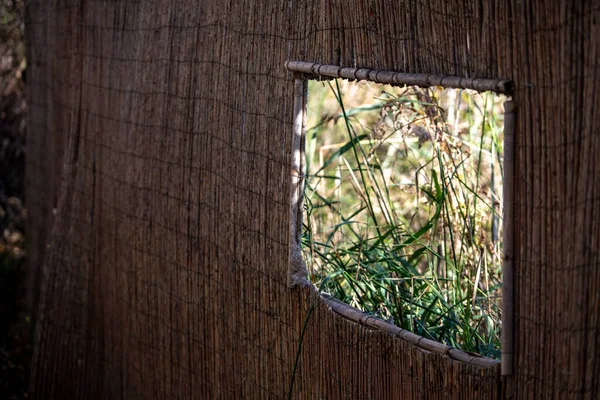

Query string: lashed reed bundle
[27,0,600,398]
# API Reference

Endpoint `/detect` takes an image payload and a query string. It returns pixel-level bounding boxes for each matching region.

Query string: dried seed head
[412,125,432,145]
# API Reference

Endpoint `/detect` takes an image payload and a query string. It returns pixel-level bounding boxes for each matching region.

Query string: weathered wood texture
[27,0,599,398]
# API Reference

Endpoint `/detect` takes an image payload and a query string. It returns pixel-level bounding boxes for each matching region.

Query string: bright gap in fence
[301,78,507,359]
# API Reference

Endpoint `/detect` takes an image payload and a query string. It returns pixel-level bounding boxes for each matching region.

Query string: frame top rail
[286,60,513,95]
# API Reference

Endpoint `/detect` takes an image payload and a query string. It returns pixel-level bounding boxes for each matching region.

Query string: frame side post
[501,99,516,376]
[288,78,309,287]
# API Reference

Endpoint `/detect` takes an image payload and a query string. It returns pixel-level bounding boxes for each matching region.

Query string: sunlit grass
[302,79,506,358]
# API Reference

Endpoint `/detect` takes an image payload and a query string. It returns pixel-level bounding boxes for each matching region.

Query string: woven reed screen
[27,0,599,398]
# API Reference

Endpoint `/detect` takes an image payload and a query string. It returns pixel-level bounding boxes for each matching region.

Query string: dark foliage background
[0,0,29,398]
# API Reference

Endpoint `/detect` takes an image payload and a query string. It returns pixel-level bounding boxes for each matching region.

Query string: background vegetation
[0,0,29,398]
[302,79,506,358]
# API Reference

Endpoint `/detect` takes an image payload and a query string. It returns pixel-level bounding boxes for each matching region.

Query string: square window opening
[288,62,514,369]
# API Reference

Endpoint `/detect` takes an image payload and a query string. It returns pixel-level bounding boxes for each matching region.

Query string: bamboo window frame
[287,61,515,374]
